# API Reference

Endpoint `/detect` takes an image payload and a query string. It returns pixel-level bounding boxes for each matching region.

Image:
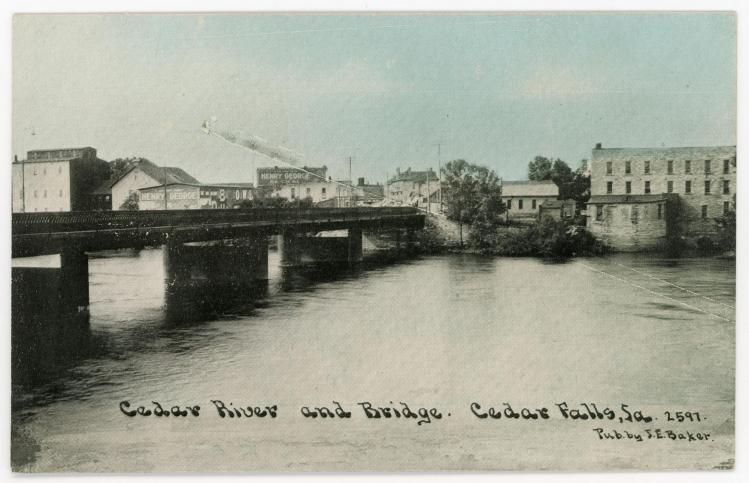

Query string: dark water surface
[11,248,735,471]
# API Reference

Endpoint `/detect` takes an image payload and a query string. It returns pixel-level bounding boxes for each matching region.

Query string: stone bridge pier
[163,236,270,289]
[279,228,363,267]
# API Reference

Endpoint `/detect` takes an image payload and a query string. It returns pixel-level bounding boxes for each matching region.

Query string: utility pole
[348,155,353,208]
[432,142,445,212]
[163,167,168,210]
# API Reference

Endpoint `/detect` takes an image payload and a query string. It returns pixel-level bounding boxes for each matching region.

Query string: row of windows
[31,189,65,198]
[506,199,539,210]
[606,158,732,176]
[289,187,325,199]
[30,166,64,176]
[607,179,730,195]
[594,201,731,221]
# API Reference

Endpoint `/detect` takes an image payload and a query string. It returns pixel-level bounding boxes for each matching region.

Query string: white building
[12,147,110,213]
[110,159,199,210]
[502,180,559,221]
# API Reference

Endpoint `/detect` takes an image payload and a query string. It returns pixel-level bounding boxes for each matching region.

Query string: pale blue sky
[13,13,736,184]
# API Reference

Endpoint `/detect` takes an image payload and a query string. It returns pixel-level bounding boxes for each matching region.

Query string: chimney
[14,155,18,163]
[595,143,602,150]
[358,177,365,186]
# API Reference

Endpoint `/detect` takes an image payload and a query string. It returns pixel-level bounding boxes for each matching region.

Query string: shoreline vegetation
[418,158,736,260]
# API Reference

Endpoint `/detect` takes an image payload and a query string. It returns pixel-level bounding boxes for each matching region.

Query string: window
[58,166,62,174]
[606,161,612,175]
[59,189,63,197]
[644,181,651,194]
[704,180,711,194]
[291,187,296,199]
[321,187,327,199]
[644,161,650,174]
[667,160,673,174]
[705,160,711,174]
[667,181,673,193]
[596,205,603,221]
[34,190,38,198]
[43,190,47,198]
[306,187,311,195]
[43,168,47,175]
[532,199,537,209]
[625,181,631,194]
[723,180,730,195]
[724,201,730,215]
[685,160,691,174]
[685,180,691,194]
[657,204,663,220]
[724,159,730,174]
[606,181,613,194]
[518,199,524,210]
[701,205,708,219]
[33,168,38,175]
[625,161,631,174]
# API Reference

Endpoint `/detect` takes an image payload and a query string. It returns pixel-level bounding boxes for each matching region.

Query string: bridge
[12,207,425,317]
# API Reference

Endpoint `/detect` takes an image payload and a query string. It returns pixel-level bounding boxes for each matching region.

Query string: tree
[528,156,553,181]
[120,191,139,210]
[441,159,504,247]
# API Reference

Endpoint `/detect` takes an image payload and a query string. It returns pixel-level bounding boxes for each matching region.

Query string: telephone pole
[432,142,445,212]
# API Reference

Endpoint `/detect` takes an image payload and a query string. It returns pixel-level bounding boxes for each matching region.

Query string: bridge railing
[12,207,422,235]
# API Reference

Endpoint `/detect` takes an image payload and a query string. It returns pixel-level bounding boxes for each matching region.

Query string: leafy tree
[528,156,553,181]
[441,159,504,247]
[120,191,139,210]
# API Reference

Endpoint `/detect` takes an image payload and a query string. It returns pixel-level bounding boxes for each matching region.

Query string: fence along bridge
[12,207,425,316]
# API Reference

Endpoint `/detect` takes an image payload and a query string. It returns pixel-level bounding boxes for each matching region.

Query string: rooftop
[502,179,559,197]
[115,159,199,186]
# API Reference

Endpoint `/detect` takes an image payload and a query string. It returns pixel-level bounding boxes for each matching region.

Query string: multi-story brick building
[12,147,110,213]
[587,143,736,250]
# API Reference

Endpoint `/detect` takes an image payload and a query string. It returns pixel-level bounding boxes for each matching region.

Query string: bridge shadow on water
[11,248,417,405]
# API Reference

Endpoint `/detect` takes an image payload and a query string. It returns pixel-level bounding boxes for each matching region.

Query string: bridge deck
[12,207,424,257]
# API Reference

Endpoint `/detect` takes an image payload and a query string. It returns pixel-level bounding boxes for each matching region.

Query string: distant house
[387,167,439,209]
[502,180,559,221]
[110,159,199,210]
[12,147,110,213]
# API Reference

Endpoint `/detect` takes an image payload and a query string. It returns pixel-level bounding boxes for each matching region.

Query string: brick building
[12,147,110,213]
[587,144,736,250]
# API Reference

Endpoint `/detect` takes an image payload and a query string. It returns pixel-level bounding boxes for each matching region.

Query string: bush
[469,217,606,258]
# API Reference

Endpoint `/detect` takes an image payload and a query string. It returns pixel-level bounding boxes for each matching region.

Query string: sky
[12,13,736,184]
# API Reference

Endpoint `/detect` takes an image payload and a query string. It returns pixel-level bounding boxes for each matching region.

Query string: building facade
[111,159,199,210]
[12,147,110,213]
[502,180,559,221]
[387,167,440,209]
[138,183,255,210]
[587,144,736,250]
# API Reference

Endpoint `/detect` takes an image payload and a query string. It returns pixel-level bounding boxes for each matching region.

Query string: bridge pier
[59,243,90,316]
[279,228,363,267]
[164,236,269,288]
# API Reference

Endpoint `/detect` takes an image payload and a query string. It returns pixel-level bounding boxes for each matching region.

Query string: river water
[11,248,735,472]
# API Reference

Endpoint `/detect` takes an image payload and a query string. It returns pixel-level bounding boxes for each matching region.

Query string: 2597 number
[664,411,702,422]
